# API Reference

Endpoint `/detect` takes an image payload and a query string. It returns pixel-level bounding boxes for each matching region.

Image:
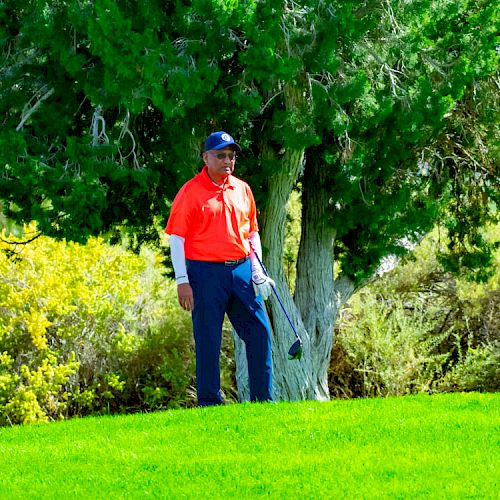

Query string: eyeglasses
[208,152,237,161]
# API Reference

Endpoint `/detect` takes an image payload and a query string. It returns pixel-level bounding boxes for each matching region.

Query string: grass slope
[0,393,498,498]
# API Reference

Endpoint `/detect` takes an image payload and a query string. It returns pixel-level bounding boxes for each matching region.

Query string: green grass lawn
[0,393,498,498]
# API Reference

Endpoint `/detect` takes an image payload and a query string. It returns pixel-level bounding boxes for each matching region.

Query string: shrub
[0,227,196,425]
[434,340,500,393]
[1,352,79,425]
[331,226,499,397]
[330,293,448,398]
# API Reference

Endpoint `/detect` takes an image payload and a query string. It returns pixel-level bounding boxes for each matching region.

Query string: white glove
[252,270,275,300]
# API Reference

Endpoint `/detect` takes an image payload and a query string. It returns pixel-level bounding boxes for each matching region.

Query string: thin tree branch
[16,87,55,131]
[0,231,42,245]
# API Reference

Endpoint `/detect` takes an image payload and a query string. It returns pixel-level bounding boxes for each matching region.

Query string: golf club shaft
[249,242,301,342]
[270,283,301,342]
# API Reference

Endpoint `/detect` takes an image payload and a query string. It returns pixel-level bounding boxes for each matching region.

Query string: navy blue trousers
[186,258,273,406]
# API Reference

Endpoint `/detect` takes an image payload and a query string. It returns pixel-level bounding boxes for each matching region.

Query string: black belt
[222,257,248,266]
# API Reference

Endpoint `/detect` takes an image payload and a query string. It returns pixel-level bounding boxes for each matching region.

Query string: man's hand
[252,271,275,300]
[177,283,194,311]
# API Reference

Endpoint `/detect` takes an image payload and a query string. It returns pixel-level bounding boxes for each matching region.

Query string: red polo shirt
[165,166,258,261]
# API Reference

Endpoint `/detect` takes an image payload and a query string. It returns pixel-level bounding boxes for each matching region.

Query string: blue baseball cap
[204,131,241,152]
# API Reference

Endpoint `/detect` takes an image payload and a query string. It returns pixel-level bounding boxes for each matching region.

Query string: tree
[1,0,498,400]
[229,0,499,400]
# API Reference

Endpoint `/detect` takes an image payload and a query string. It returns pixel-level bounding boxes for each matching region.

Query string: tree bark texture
[233,137,311,401]
[294,152,337,400]
[233,146,357,401]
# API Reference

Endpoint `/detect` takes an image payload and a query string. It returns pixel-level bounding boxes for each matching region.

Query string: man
[165,131,275,406]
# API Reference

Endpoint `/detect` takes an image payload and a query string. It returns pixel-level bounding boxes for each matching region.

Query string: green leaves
[0,0,496,281]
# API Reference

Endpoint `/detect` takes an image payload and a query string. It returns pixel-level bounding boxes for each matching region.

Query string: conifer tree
[1,0,497,399]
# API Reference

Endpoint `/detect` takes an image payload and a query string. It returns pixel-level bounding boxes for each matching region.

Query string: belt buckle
[224,257,244,266]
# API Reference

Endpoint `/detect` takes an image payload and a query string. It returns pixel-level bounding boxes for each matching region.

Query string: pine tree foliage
[1,1,498,399]
[1,0,496,271]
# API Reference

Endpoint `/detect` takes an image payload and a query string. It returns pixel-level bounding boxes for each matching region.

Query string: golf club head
[288,339,302,360]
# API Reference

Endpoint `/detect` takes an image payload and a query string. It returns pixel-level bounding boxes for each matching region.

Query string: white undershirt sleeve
[248,231,262,272]
[169,234,189,285]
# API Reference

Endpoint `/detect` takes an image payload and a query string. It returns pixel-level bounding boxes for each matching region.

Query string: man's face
[203,147,237,184]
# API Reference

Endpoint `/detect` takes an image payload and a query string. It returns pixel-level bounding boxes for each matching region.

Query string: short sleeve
[165,183,192,237]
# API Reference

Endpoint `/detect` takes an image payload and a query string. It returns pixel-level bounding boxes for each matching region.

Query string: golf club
[249,242,303,360]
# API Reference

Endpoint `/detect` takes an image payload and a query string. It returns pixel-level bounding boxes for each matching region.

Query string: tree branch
[0,231,42,245]
[16,87,55,131]
[90,105,109,146]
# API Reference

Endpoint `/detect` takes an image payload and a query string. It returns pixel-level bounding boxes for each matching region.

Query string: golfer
[165,131,275,406]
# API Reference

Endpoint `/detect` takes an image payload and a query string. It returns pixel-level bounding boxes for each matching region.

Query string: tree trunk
[233,137,314,401]
[260,147,318,401]
[294,152,337,400]
[232,82,358,401]
[233,147,356,402]
[232,334,250,402]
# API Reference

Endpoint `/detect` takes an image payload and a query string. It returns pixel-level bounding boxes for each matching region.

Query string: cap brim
[211,141,241,152]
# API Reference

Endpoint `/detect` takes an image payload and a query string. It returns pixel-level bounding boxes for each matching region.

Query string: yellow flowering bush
[0,225,195,425]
